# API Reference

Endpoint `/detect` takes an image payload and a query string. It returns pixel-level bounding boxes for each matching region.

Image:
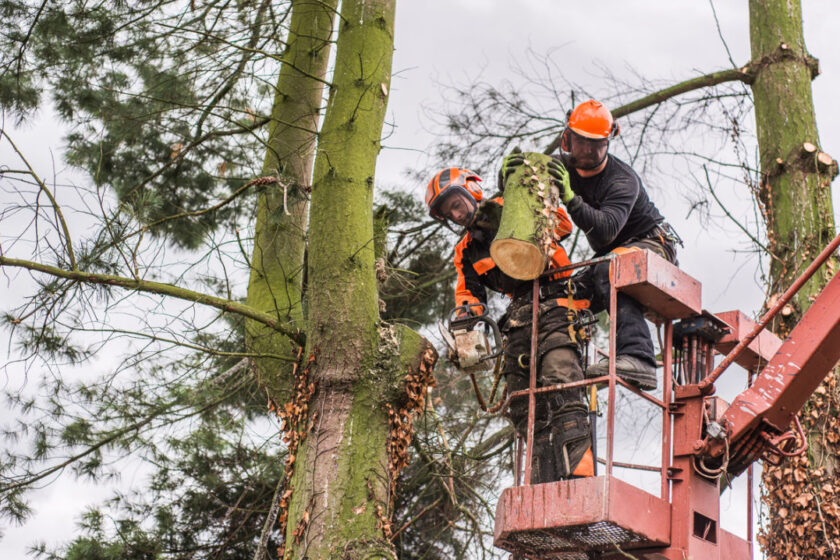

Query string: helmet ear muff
[462,175,483,202]
[611,121,620,138]
[467,183,483,200]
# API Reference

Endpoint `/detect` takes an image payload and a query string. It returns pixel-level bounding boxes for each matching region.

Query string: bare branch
[543,66,753,154]
[701,165,781,263]
[1,129,77,269]
[69,326,296,362]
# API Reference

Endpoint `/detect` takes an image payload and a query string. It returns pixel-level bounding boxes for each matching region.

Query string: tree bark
[246,0,338,402]
[749,1,840,557]
[491,152,562,279]
[281,1,436,558]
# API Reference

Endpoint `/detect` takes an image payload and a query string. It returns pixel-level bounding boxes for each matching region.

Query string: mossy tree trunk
[246,0,338,402]
[281,1,436,559]
[750,1,840,556]
[491,152,563,279]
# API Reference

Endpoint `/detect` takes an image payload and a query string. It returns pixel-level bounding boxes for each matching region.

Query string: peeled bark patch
[490,152,562,280]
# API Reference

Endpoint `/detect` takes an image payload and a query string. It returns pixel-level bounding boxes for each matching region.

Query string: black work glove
[473,199,503,231]
[496,147,524,191]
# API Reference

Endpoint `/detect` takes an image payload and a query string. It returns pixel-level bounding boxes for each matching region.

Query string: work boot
[585,355,657,391]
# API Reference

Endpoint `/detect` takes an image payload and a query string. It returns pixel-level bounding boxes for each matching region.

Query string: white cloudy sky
[3,0,840,557]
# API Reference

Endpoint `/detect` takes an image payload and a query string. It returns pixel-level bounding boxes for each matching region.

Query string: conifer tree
[0,2,459,558]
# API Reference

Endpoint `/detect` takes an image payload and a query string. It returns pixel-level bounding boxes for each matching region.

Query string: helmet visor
[568,130,609,170]
[430,188,477,227]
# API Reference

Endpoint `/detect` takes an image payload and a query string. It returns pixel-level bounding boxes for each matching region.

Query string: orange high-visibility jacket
[453,197,574,313]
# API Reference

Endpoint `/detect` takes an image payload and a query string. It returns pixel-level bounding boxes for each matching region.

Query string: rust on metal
[595,458,661,472]
[505,376,665,409]
[714,310,782,373]
[493,476,671,556]
[700,230,840,392]
[613,249,702,319]
[661,321,673,500]
[523,278,540,486]
[713,271,840,462]
[606,268,618,475]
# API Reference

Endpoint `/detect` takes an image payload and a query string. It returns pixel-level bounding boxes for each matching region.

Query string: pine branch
[0,410,160,494]
[0,365,250,495]
[0,256,305,345]
[120,114,272,201]
[133,174,283,239]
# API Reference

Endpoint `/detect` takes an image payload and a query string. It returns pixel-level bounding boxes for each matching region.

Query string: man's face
[568,131,609,170]
[438,190,476,227]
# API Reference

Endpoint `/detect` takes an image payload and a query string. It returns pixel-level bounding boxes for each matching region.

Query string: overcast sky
[3,1,840,557]
[380,0,840,314]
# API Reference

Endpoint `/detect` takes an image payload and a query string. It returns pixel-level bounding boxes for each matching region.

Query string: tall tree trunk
[282,1,436,558]
[246,0,338,401]
[749,1,840,557]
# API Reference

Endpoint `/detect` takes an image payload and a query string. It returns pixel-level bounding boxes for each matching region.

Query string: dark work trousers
[501,298,590,483]
[581,236,677,366]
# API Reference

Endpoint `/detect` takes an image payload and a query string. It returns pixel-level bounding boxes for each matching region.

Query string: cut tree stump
[490,152,563,280]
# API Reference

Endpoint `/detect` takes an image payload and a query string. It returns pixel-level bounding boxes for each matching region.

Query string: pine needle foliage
[2,0,292,248]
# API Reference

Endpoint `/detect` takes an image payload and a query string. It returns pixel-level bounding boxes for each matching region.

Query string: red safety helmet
[560,100,619,171]
[425,167,483,227]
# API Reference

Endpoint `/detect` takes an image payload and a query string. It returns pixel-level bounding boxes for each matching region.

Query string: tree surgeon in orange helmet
[426,167,594,483]
[503,100,682,390]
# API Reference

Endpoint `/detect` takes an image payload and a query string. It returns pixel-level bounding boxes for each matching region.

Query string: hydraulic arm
[702,269,840,475]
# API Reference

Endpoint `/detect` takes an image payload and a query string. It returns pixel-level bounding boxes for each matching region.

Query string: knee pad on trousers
[551,402,591,479]
[530,402,591,484]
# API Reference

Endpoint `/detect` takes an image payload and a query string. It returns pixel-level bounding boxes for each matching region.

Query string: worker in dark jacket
[425,167,593,483]
[529,99,680,390]
[501,100,679,390]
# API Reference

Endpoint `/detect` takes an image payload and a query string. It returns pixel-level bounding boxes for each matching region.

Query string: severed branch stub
[800,142,837,176]
[490,152,562,280]
[817,152,835,173]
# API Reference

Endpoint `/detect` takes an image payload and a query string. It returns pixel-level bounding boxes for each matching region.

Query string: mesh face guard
[429,187,478,227]
[563,129,610,171]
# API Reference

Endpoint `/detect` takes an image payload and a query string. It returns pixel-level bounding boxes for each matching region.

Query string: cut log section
[490,152,563,280]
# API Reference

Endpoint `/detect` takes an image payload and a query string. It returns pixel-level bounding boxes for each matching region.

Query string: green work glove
[497,147,524,191]
[548,159,574,204]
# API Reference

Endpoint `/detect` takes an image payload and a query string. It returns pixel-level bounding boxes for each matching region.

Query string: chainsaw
[437,304,503,373]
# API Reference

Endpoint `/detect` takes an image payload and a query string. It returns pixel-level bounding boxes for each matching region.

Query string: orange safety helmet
[567,99,619,139]
[560,100,619,170]
[425,167,483,226]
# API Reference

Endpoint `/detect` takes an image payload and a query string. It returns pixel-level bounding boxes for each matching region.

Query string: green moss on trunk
[306,0,396,359]
[283,0,407,558]
[749,0,837,324]
[246,0,338,402]
[491,152,561,279]
[750,1,840,556]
